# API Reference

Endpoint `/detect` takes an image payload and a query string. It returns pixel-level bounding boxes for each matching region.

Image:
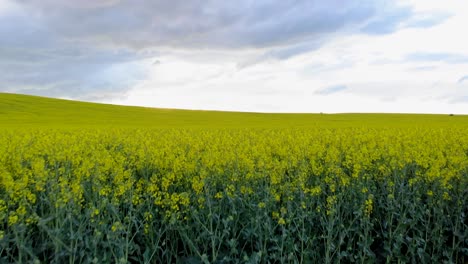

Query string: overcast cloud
[0,0,467,113]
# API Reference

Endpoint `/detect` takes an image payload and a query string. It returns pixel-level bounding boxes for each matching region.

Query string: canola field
[0,94,467,263]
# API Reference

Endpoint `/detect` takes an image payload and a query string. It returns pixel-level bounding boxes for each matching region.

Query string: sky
[1,0,468,113]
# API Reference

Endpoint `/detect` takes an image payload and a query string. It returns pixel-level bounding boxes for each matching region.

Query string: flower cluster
[0,127,466,262]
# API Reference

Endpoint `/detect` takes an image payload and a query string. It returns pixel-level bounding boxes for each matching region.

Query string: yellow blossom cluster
[0,127,466,262]
[1,128,467,222]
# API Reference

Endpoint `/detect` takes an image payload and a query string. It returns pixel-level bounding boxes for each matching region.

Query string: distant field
[0,93,467,263]
[1,93,467,128]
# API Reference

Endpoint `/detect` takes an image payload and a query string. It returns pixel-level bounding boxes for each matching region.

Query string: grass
[1,92,467,129]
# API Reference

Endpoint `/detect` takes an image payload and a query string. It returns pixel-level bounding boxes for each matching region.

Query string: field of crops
[0,94,467,263]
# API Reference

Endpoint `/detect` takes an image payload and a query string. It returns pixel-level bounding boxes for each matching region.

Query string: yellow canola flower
[326,195,337,216]
[364,196,374,218]
[272,211,280,219]
[8,214,19,226]
[111,221,124,232]
[215,192,223,199]
[278,218,286,225]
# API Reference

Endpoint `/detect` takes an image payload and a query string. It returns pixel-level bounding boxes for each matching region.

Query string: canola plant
[0,128,467,263]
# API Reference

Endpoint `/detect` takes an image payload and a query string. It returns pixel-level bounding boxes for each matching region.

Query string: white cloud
[108,0,468,114]
[2,0,468,114]
[0,0,18,15]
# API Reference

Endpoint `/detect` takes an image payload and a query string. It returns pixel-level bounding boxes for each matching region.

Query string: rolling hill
[0,93,467,129]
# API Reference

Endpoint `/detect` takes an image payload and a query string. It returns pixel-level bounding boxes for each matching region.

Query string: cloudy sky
[1,0,467,113]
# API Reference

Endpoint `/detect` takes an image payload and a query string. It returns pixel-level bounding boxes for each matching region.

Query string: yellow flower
[8,214,19,226]
[93,208,100,217]
[191,178,204,194]
[274,194,281,202]
[309,186,322,196]
[215,192,223,199]
[144,212,153,221]
[278,218,286,225]
[301,201,306,209]
[326,195,337,215]
[111,221,123,232]
[443,192,450,200]
[272,211,280,219]
[364,196,373,217]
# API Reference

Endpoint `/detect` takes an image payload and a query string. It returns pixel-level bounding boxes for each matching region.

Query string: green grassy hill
[0,93,467,129]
